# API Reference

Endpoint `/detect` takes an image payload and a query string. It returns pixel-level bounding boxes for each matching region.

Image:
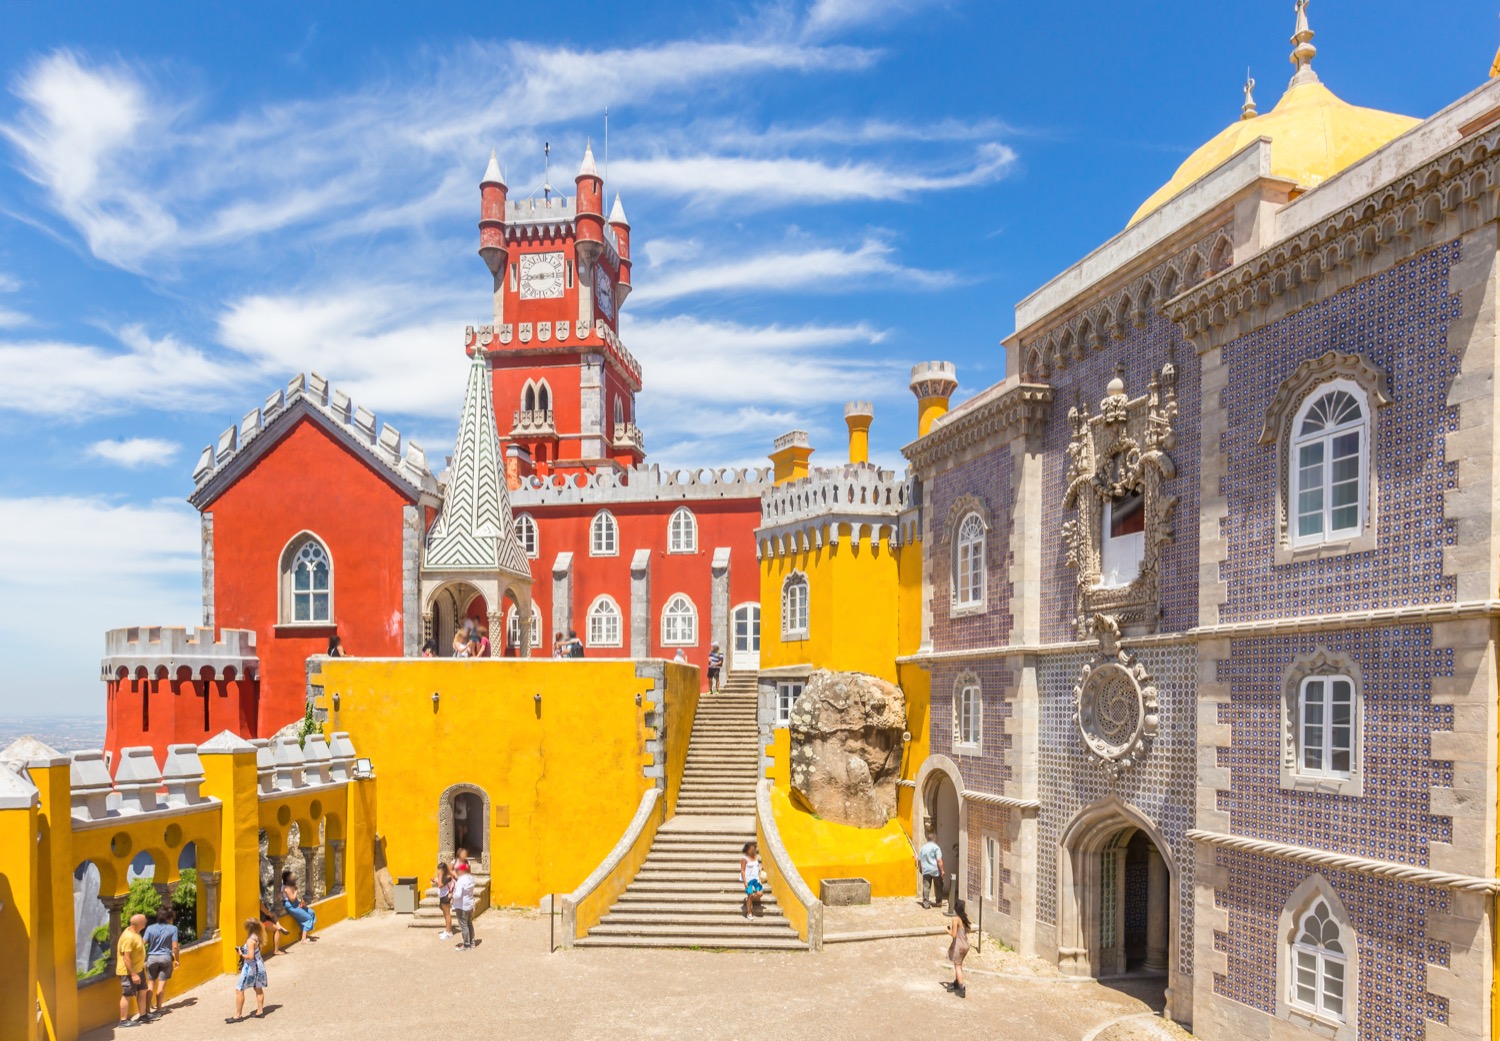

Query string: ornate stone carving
[942,493,991,543]
[1060,362,1179,637]
[1258,351,1392,445]
[1072,614,1159,779]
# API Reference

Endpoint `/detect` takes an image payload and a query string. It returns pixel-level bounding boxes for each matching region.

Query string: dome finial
[1242,71,1258,120]
[1289,0,1319,87]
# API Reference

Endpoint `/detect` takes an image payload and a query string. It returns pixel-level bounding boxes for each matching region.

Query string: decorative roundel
[1073,654,1159,778]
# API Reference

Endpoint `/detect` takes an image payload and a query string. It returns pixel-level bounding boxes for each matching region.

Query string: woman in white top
[740,841,765,920]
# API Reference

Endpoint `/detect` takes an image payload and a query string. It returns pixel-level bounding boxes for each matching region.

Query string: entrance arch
[1057,797,1179,1011]
[438,783,491,874]
[912,754,965,899]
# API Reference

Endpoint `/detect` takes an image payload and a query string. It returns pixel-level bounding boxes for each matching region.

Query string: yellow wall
[659,663,700,817]
[769,786,914,897]
[0,796,40,1041]
[317,658,668,908]
[569,790,664,941]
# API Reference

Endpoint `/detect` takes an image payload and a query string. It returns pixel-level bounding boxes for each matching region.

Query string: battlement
[773,430,811,451]
[509,463,774,507]
[909,360,959,398]
[102,626,259,682]
[190,372,435,502]
[759,465,913,529]
[843,401,875,419]
[466,318,642,389]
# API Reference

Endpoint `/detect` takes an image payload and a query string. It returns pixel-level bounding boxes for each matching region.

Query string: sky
[1,0,1495,716]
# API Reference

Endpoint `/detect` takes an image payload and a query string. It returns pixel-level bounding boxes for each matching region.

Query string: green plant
[296,704,319,749]
[121,877,162,921]
[78,925,110,981]
[174,868,199,943]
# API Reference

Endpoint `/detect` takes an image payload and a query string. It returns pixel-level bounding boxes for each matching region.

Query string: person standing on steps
[453,861,477,950]
[917,830,944,909]
[944,899,972,998]
[707,644,724,693]
[740,841,766,919]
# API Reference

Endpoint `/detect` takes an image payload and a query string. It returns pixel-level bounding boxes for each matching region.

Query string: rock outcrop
[789,669,908,829]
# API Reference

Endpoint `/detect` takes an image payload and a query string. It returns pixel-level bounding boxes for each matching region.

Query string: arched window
[613,397,625,428]
[536,380,551,413]
[1291,382,1369,546]
[954,674,981,751]
[668,507,697,554]
[515,513,539,559]
[587,596,622,647]
[661,594,698,646]
[953,513,986,608]
[522,380,537,412]
[781,572,809,639]
[506,603,543,651]
[1297,674,1353,777]
[1290,899,1348,1023]
[1281,650,1363,796]
[280,534,332,623]
[590,511,618,556]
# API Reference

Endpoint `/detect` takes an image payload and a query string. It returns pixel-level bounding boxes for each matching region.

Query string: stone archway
[438,783,491,875]
[911,754,966,901]
[1056,797,1180,1016]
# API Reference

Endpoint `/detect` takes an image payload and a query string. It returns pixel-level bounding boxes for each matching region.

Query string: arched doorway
[438,784,490,874]
[912,755,964,903]
[731,603,760,672]
[1058,799,1176,1005]
[429,582,488,657]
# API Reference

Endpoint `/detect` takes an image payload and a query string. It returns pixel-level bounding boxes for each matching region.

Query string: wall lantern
[431,691,441,709]
[332,692,341,711]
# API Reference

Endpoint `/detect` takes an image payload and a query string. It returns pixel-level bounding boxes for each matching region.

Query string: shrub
[174,868,199,943]
[296,704,319,749]
[121,877,161,922]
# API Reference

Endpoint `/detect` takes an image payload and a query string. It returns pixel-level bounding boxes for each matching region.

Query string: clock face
[519,252,565,300]
[594,263,616,320]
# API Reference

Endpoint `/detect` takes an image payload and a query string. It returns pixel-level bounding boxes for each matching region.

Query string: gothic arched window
[661,594,698,646]
[1291,900,1348,1022]
[587,596,622,647]
[1291,382,1369,546]
[590,510,618,557]
[954,512,986,608]
[781,572,809,639]
[515,513,539,559]
[280,534,332,624]
[668,507,697,554]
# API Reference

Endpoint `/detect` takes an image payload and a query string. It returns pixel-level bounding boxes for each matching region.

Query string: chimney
[909,361,958,438]
[769,430,814,485]
[844,401,874,465]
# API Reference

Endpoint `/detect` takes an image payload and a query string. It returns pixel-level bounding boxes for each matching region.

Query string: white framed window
[668,507,697,554]
[1297,675,1353,777]
[280,533,332,624]
[661,594,698,647]
[1290,381,1369,547]
[954,676,981,751]
[587,596,622,647]
[506,603,543,652]
[781,572,809,639]
[953,512,986,609]
[1281,652,1363,797]
[1290,900,1348,1023]
[982,833,1000,902]
[515,513,539,559]
[536,380,551,412]
[590,510,618,556]
[776,681,803,724]
[1098,489,1145,589]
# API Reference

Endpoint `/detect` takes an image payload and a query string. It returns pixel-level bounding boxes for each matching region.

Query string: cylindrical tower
[575,142,604,269]
[477,151,509,275]
[844,400,874,465]
[909,361,959,438]
[609,193,632,304]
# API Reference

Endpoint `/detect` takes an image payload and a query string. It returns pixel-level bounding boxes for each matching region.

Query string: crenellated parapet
[102,626,259,682]
[189,372,437,507]
[466,319,641,390]
[509,462,774,507]
[756,464,916,558]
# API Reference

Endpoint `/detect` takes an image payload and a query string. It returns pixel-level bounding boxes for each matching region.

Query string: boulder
[789,669,907,829]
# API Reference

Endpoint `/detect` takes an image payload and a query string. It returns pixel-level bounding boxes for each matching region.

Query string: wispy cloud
[86,437,181,469]
[803,0,939,37]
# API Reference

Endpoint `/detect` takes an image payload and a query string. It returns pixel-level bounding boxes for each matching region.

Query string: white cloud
[86,437,181,468]
[631,237,954,304]
[804,0,937,36]
[0,496,201,715]
[0,307,27,328]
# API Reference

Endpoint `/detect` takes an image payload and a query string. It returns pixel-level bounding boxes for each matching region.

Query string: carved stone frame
[944,494,991,619]
[1280,648,1365,798]
[1259,351,1391,565]
[1071,615,1159,779]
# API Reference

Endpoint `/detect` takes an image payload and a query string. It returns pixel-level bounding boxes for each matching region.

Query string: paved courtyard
[82,905,1189,1041]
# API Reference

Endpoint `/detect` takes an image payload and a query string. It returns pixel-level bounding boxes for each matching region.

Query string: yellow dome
[1127,80,1419,227]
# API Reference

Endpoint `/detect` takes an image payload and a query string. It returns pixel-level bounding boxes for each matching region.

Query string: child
[433,861,455,940]
[232,920,267,1021]
[740,841,766,920]
[945,899,972,998]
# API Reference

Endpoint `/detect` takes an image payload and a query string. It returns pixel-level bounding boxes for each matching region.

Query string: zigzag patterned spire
[425,351,530,576]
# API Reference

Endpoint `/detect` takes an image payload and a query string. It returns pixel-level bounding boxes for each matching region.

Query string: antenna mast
[543,141,551,201]
[604,106,610,193]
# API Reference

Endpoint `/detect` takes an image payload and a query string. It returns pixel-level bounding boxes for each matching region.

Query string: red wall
[207,417,414,734]
[104,675,258,766]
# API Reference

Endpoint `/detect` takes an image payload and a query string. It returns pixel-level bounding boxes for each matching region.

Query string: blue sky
[1,0,1495,716]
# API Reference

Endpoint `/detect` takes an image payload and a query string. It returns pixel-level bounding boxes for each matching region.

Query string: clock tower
[467,143,643,482]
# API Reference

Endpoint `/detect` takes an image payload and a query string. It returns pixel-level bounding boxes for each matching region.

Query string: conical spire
[608,193,629,226]
[578,139,600,179]
[1241,74,1258,120]
[481,149,506,187]
[1289,0,1319,87]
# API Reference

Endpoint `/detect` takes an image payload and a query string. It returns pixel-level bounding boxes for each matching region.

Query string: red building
[102,144,768,764]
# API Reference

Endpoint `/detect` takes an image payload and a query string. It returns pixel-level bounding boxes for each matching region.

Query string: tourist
[258,899,289,956]
[673,647,688,664]
[917,831,944,909]
[143,905,181,1017]
[433,860,456,940]
[944,899,972,998]
[280,869,318,941]
[453,861,477,950]
[567,629,584,658]
[707,644,724,692]
[552,632,566,658]
[740,841,766,920]
[474,626,492,658]
[327,635,345,657]
[231,919,267,1021]
[422,638,438,658]
[115,912,149,1028]
[452,630,470,658]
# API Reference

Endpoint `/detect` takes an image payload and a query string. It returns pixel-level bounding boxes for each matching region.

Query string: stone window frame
[278,531,334,626]
[953,670,982,755]
[781,571,810,640]
[1276,874,1359,1041]
[981,831,1001,903]
[1280,649,1365,798]
[660,592,699,647]
[586,595,623,647]
[775,680,803,725]
[1258,352,1391,565]
[589,509,619,557]
[944,494,991,619]
[514,513,539,559]
[667,507,697,554]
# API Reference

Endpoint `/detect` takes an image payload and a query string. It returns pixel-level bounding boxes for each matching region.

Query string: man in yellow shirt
[116,913,149,1028]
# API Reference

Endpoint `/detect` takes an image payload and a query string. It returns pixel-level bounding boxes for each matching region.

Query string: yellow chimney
[909,361,959,438]
[769,430,814,485]
[843,401,874,465]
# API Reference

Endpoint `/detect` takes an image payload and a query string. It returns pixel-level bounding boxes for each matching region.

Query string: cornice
[903,382,1053,474]
[1189,829,1499,894]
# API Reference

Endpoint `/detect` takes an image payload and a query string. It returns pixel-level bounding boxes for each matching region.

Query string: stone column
[152,881,171,909]
[710,547,731,666]
[100,895,127,951]
[265,854,286,912]
[578,353,606,460]
[630,549,651,657]
[402,505,422,656]
[1145,845,1169,972]
[486,611,503,658]
[299,845,323,901]
[552,553,574,644]
[198,871,221,939]
[327,840,346,895]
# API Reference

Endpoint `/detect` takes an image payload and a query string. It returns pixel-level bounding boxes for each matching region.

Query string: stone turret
[478,150,509,276]
[609,193,632,303]
[909,361,959,438]
[769,430,815,486]
[844,401,874,465]
[574,142,605,269]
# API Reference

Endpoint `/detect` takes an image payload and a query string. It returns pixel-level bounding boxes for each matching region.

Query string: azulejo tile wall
[1036,645,1197,976]
[965,801,1013,916]
[929,658,1013,796]
[1217,242,1461,623]
[1039,314,1201,642]
[929,450,1014,651]
[1215,626,1454,862]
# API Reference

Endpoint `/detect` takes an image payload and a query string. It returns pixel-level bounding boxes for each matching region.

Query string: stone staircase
[576,675,804,950]
[409,871,489,931]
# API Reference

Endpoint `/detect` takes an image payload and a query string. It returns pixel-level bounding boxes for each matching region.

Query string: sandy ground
[82,907,1184,1041]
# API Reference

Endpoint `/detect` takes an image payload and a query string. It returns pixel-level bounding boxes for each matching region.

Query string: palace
[7,7,1500,1041]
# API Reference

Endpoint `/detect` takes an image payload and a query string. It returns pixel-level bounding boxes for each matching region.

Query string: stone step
[615,893,779,908]
[633,870,752,884]
[602,910,786,926]
[587,921,797,940]
[574,935,804,951]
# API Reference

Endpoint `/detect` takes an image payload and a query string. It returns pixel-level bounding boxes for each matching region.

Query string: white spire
[608,193,629,226]
[578,139,600,179]
[1289,0,1319,87]
[481,149,506,188]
